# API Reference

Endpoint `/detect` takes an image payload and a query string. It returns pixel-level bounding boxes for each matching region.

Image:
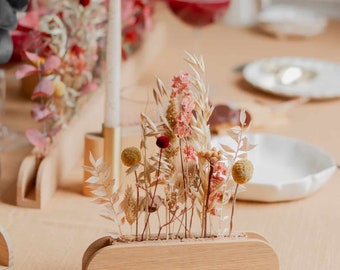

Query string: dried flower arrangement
[84,53,255,241]
[14,0,154,154]
[15,0,107,154]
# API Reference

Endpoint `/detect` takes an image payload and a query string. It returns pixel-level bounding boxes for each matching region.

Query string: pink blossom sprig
[16,50,62,151]
[171,72,190,97]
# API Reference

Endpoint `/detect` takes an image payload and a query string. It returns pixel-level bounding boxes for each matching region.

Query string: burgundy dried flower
[79,0,90,7]
[156,135,170,149]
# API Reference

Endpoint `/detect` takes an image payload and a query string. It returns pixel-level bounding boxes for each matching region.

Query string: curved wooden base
[82,232,279,270]
[0,226,13,269]
[16,88,104,208]
[17,154,42,208]
[16,22,166,209]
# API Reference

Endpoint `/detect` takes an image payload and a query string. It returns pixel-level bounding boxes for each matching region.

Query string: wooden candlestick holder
[83,133,104,196]
[103,126,121,192]
[0,226,13,270]
[82,232,279,270]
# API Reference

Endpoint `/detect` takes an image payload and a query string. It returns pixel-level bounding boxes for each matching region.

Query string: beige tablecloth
[1,3,340,269]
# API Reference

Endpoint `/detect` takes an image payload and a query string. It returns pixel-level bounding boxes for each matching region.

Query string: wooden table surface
[1,3,340,269]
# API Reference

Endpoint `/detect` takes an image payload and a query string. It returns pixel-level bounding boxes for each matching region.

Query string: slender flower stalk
[204,164,214,238]
[178,139,188,237]
[228,159,253,236]
[141,136,170,240]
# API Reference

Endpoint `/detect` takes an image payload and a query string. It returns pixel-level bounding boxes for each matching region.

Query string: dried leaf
[240,108,246,126]
[43,55,61,72]
[226,129,240,142]
[237,153,248,159]
[141,113,158,132]
[92,198,110,204]
[85,176,99,184]
[15,64,38,80]
[95,157,103,167]
[125,164,139,175]
[247,143,256,151]
[221,144,235,153]
[100,214,114,222]
[31,78,54,100]
[230,126,241,133]
[153,88,160,105]
[184,51,197,66]
[25,128,47,149]
[111,192,120,204]
[91,189,107,197]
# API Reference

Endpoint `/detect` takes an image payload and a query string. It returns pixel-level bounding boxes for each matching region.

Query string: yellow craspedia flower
[232,159,254,184]
[53,80,66,97]
[121,147,141,167]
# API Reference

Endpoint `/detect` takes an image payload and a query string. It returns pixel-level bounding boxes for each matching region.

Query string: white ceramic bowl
[211,133,336,202]
[257,4,328,38]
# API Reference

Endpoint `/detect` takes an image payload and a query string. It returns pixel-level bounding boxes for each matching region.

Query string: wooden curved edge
[0,226,13,269]
[82,237,112,270]
[17,154,41,208]
[245,231,269,243]
[83,232,279,270]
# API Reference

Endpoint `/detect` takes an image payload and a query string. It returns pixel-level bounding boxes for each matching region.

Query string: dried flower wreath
[84,53,255,241]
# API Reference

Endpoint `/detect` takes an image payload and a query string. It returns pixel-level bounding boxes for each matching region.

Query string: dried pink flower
[181,95,195,112]
[175,122,191,138]
[213,161,227,177]
[171,72,190,97]
[183,145,197,162]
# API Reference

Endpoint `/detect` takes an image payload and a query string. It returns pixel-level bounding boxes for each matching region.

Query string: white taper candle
[104,0,121,128]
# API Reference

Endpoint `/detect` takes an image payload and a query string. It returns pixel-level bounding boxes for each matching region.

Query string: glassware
[166,0,231,28]
[0,69,28,177]
[120,85,158,131]
[166,0,231,53]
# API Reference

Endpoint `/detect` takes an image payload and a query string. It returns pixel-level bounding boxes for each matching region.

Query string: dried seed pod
[232,159,254,184]
[121,147,141,167]
[156,135,170,149]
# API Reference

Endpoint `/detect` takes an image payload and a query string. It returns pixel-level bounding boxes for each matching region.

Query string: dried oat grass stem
[157,210,178,239]
[110,197,123,236]
[141,149,163,240]
[134,170,139,241]
[228,183,239,237]
[179,139,188,238]
[204,164,213,238]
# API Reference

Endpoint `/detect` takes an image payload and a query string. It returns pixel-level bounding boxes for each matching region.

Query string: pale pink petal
[15,64,38,79]
[23,51,41,64]
[121,1,134,20]
[31,79,54,100]
[43,55,61,72]
[31,105,53,122]
[25,128,47,149]
[79,82,99,94]
[143,6,153,29]
[18,11,40,30]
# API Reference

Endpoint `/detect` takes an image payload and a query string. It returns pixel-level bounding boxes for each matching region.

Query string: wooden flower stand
[0,226,12,270]
[16,22,166,208]
[82,233,279,270]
